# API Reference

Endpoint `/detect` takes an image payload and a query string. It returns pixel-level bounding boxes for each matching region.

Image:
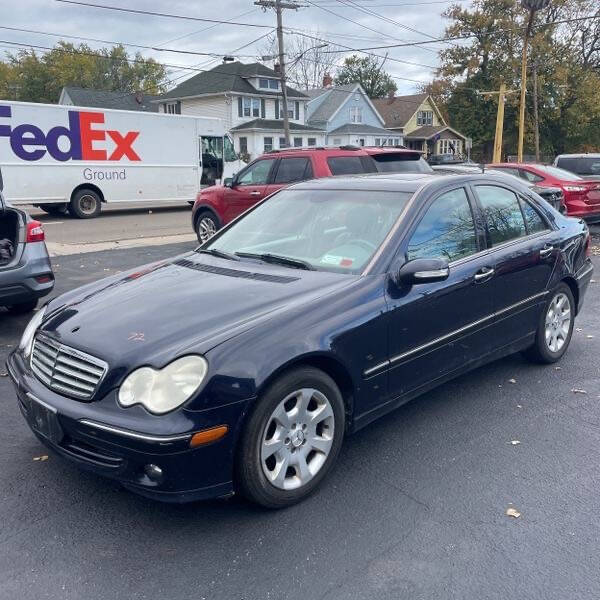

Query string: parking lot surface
[1,241,599,600]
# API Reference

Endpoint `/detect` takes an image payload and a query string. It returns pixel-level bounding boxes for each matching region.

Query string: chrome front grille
[31,335,108,400]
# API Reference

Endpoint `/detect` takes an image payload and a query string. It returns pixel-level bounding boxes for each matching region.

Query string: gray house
[306,83,402,147]
[59,87,160,112]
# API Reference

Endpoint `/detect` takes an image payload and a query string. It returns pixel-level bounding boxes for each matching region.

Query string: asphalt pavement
[1,241,599,600]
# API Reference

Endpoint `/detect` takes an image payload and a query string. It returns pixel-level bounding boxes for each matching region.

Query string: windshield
[204,189,413,274]
[535,165,584,181]
[371,153,434,174]
[557,157,600,177]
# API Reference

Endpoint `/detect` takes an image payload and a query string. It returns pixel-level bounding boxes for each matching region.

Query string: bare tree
[260,32,342,90]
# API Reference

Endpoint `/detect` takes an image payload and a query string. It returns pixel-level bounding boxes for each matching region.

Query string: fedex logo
[0,105,141,162]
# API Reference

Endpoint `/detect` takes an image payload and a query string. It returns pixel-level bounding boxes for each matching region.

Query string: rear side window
[274,158,313,184]
[520,170,544,183]
[327,156,375,176]
[371,153,433,174]
[557,157,600,176]
[407,188,478,262]
[476,185,527,245]
[519,199,548,234]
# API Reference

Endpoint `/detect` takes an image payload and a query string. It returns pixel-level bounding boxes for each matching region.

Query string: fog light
[144,464,163,482]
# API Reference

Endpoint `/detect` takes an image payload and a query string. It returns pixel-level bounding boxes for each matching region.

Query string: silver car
[0,168,54,314]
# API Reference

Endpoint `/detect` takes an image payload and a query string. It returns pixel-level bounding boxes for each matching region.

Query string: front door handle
[474,267,495,282]
[539,245,554,258]
[250,191,262,197]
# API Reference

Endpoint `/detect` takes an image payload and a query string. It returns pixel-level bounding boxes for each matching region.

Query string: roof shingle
[61,87,160,112]
[371,93,428,129]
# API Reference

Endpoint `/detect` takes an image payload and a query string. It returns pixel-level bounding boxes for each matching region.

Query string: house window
[439,139,459,154]
[164,102,179,114]
[375,138,380,146]
[259,78,269,89]
[349,106,363,123]
[239,137,248,155]
[259,78,279,90]
[417,110,433,126]
[264,137,274,152]
[332,138,341,146]
[307,137,316,146]
[279,137,288,149]
[293,137,303,147]
[243,97,261,118]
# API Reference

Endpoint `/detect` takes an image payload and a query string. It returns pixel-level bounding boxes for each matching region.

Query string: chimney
[322,73,333,88]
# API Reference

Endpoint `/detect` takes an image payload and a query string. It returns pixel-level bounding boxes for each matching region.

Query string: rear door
[222,158,277,223]
[471,183,559,348]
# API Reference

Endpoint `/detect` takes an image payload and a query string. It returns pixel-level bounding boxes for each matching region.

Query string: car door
[471,183,559,348]
[385,186,495,398]
[222,158,277,223]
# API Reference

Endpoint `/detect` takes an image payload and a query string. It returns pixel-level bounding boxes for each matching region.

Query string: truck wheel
[195,210,220,243]
[40,203,68,216]
[69,189,102,219]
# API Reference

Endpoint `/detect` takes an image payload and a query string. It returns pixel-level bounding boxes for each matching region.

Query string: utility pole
[478,84,518,163]
[255,0,303,147]
[532,61,540,162]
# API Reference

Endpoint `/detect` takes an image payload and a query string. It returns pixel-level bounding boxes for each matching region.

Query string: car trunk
[0,209,20,267]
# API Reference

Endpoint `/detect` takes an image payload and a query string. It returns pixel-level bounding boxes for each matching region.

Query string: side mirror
[394,257,450,286]
[223,177,234,188]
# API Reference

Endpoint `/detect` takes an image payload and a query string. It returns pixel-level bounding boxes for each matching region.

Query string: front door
[471,183,559,348]
[385,186,495,398]
[222,158,277,224]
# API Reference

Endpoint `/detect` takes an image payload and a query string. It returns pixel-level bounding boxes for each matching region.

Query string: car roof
[555,153,600,158]
[288,172,520,193]
[261,145,422,159]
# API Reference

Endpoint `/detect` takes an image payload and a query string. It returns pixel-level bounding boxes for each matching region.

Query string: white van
[0,100,244,218]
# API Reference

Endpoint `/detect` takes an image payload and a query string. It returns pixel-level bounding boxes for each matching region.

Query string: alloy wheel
[198,217,217,242]
[261,388,335,491]
[544,292,571,353]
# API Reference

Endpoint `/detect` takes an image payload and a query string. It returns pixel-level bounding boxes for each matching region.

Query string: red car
[192,146,432,242]
[489,163,600,221]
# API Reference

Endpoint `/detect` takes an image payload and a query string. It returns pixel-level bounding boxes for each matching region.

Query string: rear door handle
[540,245,554,258]
[474,267,495,282]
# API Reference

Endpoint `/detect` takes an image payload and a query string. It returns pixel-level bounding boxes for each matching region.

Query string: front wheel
[523,283,575,364]
[236,367,345,508]
[195,210,220,243]
[69,189,102,219]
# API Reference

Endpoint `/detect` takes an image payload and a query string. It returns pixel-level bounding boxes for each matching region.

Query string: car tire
[195,210,220,244]
[236,366,345,509]
[69,189,102,219]
[40,203,68,216]
[7,299,38,315]
[523,283,575,364]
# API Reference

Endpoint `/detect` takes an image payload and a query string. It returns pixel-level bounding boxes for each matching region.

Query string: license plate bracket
[28,397,63,445]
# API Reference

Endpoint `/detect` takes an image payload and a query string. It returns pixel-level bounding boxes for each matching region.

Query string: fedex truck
[0,100,244,218]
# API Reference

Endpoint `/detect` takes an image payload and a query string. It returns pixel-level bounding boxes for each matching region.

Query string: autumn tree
[334,55,397,98]
[0,42,168,104]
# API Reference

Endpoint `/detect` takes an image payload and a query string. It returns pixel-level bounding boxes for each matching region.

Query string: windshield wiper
[196,248,239,261]
[235,252,315,271]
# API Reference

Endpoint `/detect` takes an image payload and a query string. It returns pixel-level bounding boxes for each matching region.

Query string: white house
[155,62,325,159]
[305,81,403,147]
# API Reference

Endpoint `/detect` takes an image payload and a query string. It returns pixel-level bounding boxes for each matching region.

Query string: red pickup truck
[192,146,432,242]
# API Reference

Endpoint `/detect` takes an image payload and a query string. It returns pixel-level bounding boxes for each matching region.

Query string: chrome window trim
[363,290,549,378]
[79,420,192,443]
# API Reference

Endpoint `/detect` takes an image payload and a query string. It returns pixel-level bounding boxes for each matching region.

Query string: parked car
[489,162,600,221]
[8,172,593,508]
[432,164,566,213]
[427,153,466,165]
[0,168,54,314]
[554,154,600,180]
[191,146,433,242]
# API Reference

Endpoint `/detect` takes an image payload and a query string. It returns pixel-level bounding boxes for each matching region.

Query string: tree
[334,55,397,98]
[0,42,168,104]
[260,33,342,90]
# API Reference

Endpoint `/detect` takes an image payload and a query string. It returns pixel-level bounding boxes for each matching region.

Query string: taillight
[26,220,45,243]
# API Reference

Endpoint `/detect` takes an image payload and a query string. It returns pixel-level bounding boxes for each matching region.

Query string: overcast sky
[0,0,472,94]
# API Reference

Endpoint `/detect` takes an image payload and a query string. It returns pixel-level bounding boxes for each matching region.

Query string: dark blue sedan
[7,173,594,508]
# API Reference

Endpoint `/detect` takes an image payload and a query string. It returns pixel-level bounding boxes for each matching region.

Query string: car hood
[41,252,353,369]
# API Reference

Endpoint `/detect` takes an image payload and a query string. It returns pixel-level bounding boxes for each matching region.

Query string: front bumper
[7,351,251,503]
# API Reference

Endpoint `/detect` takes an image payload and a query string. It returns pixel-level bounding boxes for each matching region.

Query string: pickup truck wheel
[7,299,38,315]
[195,210,220,243]
[69,189,102,219]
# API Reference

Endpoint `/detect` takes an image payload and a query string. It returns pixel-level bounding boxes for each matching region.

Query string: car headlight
[118,355,208,415]
[19,306,46,358]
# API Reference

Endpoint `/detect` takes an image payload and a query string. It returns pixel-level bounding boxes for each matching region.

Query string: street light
[517,0,550,162]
